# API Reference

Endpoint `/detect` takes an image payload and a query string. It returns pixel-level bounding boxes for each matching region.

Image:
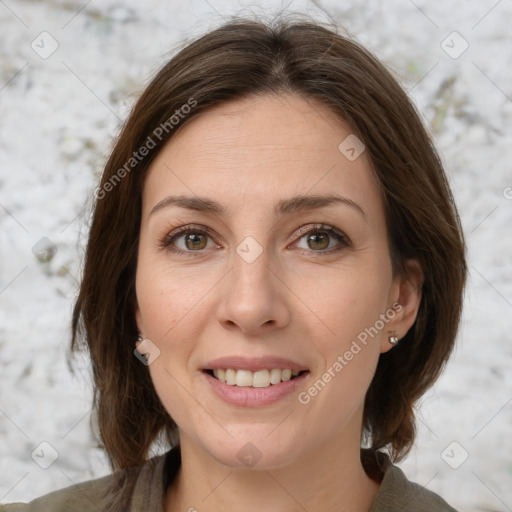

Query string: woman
[1,14,466,512]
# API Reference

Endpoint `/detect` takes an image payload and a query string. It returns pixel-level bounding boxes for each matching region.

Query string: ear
[380,259,424,354]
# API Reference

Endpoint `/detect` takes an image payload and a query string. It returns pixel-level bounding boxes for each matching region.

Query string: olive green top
[1,448,458,511]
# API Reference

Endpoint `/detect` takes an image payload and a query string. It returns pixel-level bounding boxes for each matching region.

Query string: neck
[165,433,381,512]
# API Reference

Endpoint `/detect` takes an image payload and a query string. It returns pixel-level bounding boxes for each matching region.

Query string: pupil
[186,233,206,250]
[308,233,329,250]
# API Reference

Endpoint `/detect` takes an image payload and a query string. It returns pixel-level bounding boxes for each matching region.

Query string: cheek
[294,261,392,346]
[294,262,391,403]
[135,253,214,343]
[135,256,213,428]
[294,283,385,440]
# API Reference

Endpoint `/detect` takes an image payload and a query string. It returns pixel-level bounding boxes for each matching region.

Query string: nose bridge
[232,244,271,295]
[216,238,290,333]
[231,243,275,309]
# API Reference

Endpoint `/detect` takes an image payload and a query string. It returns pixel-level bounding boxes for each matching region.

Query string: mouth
[201,356,310,406]
[203,368,309,388]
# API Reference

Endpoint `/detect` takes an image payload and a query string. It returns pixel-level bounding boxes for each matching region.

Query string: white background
[0,1,511,510]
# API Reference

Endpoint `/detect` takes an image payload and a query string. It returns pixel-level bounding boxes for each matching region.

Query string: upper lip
[203,356,309,372]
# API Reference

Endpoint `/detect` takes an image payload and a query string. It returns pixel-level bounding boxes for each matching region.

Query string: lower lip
[203,371,308,407]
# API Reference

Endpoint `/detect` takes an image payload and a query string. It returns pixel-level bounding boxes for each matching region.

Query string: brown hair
[72,14,466,472]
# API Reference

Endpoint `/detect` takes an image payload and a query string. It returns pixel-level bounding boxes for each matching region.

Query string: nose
[216,246,291,336]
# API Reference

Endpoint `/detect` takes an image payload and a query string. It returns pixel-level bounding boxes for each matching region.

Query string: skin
[134,93,423,512]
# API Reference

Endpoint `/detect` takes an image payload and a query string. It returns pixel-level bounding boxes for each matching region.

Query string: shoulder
[370,460,458,512]
[0,450,173,512]
[0,473,114,512]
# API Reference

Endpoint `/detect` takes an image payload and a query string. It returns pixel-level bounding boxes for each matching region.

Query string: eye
[160,225,220,255]
[291,224,350,254]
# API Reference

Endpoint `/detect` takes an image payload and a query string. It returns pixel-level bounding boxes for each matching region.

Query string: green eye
[306,232,330,250]
[184,232,208,250]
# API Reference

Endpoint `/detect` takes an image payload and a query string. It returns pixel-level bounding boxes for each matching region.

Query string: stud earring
[136,330,143,343]
[388,332,399,345]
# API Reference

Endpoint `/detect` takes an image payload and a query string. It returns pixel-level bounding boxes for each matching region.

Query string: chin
[200,430,301,470]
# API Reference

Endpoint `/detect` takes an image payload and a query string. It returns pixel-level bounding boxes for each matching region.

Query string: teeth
[269,368,281,385]
[225,368,236,385]
[211,368,303,388]
[235,370,253,387]
[253,369,270,388]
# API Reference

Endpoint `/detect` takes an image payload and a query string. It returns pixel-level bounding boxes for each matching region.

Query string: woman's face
[135,93,420,469]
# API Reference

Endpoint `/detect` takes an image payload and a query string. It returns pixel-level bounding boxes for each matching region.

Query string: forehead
[142,93,383,223]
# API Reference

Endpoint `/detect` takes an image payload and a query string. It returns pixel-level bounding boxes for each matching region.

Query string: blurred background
[0,0,511,510]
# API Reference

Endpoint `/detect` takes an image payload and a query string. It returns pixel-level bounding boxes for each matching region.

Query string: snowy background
[0,0,511,510]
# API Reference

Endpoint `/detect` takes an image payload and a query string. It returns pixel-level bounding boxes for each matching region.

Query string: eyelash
[159,224,219,257]
[159,223,351,257]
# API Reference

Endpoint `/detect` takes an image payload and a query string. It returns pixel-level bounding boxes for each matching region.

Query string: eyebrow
[149,193,367,221]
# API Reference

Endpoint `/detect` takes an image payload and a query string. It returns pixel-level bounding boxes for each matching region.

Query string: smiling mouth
[204,368,309,388]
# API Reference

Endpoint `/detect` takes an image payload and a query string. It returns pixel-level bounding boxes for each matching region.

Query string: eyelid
[166,223,216,238]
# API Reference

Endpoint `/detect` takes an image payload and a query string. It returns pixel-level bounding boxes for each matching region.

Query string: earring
[388,332,399,345]
[136,330,143,343]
